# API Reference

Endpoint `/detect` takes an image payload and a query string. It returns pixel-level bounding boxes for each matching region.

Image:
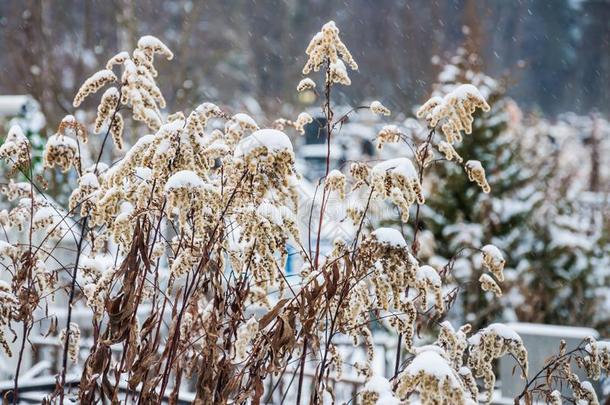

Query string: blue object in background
[285,244,296,274]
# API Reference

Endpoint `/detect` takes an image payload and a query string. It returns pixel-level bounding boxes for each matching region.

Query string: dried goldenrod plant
[0,20,607,405]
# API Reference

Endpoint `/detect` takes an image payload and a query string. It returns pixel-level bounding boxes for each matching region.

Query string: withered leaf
[259,298,289,329]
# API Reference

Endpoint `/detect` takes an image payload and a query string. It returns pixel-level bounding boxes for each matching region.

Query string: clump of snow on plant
[372,227,407,248]
[235,128,293,157]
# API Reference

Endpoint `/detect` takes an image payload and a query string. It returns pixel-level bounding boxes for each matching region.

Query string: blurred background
[1,0,609,124]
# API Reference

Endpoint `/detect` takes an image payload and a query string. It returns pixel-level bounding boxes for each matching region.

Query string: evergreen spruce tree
[513,116,610,332]
[423,48,610,331]
[422,47,533,330]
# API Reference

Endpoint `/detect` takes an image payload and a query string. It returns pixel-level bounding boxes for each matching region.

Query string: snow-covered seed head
[303,21,358,76]
[110,112,125,150]
[370,100,391,116]
[164,170,211,228]
[59,323,81,363]
[417,84,490,143]
[85,266,116,319]
[43,120,80,172]
[349,162,370,190]
[234,130,295,194]
[169,250,196,279]
[94,87,120,133]
[0,240,20,261]
[324,169,346,200]
[58,115,88,143]
[0,125,31,167]
[105,51,130,69]
[481,244,505,281]
[416,265,444,313]
[297,77,316,92]
[376,125,403,150]
[358,227,420,312]
[359,375,399,405]
[327,59,352,85]
[549,390,562,405]
[232,113,259,132]
[137,35,174,61]
[465,160,490,193]
[437,140,463,163]
[371,158,424,222]
[479,274,502,297]
[32,206,56,230]
[0,282,18,351]
[468,324,528,403]
[294,112,313,134]
[395,348,470,405]
[73,69,117,107]
[581,336,606,380]
[196,102,223,121]
[0,179,32,201]
[576,380,599,405]
[271,118,290,131]
[235,317,259,361]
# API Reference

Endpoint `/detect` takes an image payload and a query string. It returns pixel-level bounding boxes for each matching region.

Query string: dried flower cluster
[325,169,346,199]
[294,111,314,134]
[371,158,424,222]
[360,375,400,405]
[416,83,494,193]
[74,34,174,155]
[387,320,527,405]
[370,100,391,116]
[271,115,313,134]
[478,274,502,296]
[468,324,529,403]
[59,323,81,363]
[73,69,117,108]
[523,337,610,405]
[297,77,316,92]
[0,280,18,356]
[481,244,505,281]
[235,317,259,361]
[302,20,358,75]
[43,115,82,172]
[465,159,491,193]
[437,140,463,163]
[395,348,474,405]
[0,125,30,168]
[376,124,404,150]
[417,84,490,144]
